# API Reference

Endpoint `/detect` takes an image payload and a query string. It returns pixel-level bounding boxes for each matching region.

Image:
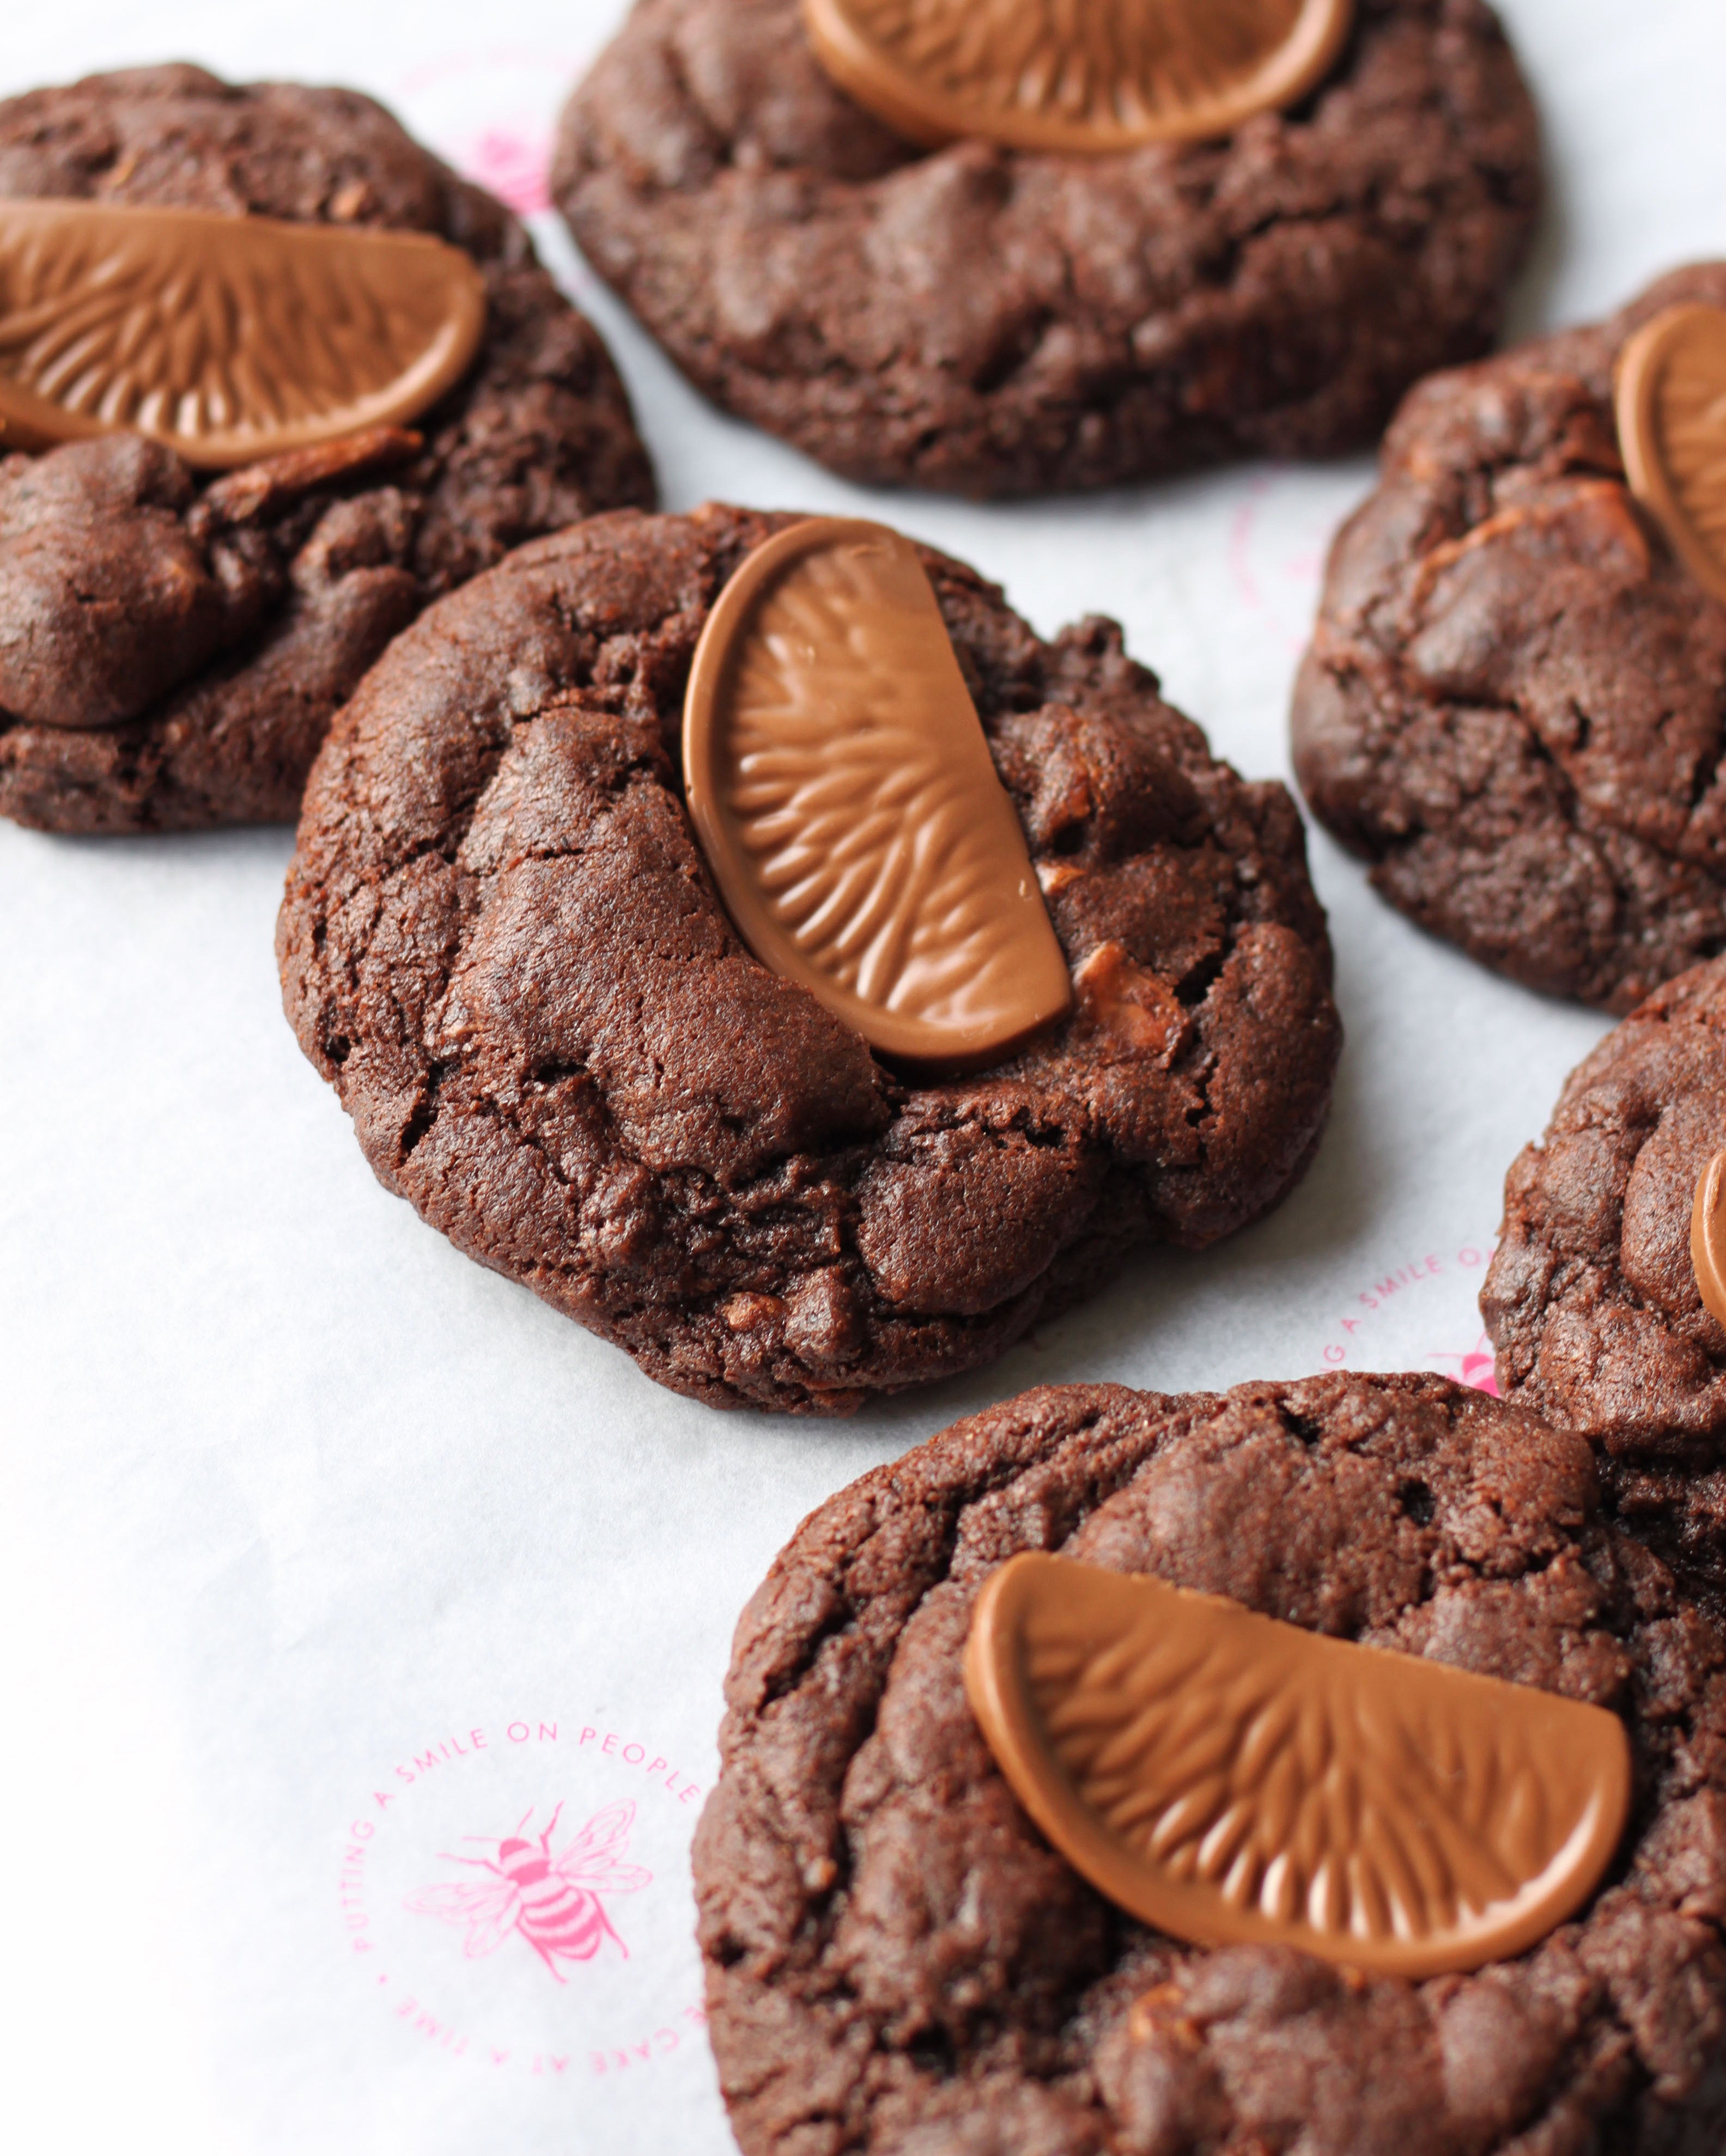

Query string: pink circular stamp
[388,49,578,217]
[337,1712,710,2081]
[1313,1236,1501,1395]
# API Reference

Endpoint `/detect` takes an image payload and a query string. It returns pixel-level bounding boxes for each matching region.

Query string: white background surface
[1,3,1722,2151]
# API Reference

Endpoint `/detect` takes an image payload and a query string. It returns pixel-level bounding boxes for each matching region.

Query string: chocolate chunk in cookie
[1484,956,1726,1600]
[0,64,654,836]
[695,1374,1726,2153]
[1293,263,1726,1014]
[278,504,1340,1412]
[552,0,1539,497]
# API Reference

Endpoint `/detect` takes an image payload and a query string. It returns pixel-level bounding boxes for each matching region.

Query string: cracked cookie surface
[0,63,653,835]
[695,1373,1726,2153]
[1292,262,1726,1013]
[277,504,1339,1412]
[1485,958,1726,1603]
[552,0,1538,498]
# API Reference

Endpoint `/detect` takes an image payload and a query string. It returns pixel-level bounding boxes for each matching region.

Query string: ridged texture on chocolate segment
[552,0,1537,497]
[0,200,487,465]
[967,1555,1630,1976]
[1484,957,1726,1603]
[1616,304,1726,611]
[694,1374,1726,2154]
[278,505,1340,1413]
[683,518,1072,1064]
[801,0,1352,154]
[1292,262,1726,1014]
[0,64,653,834]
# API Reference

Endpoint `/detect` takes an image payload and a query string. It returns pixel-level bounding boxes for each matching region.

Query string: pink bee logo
[404,1798,651,1980]
[1428,1332,1500,1397]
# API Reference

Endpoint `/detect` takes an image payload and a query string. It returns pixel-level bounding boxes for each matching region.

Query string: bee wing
[558,1854,654,1895]
[460,1887,524,1959]
[403,1877,521,1956]
[551,1798,651,1891]
[403,1880,498,1922]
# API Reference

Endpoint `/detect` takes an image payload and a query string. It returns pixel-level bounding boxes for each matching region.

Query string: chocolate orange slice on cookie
[557,0,1537,496]
[801,0,1355,153]
[1291,263,1726,1013]
[281,504,1340,1411]
[684,518,1072,1068]
[1616,302,1726,609]
[694,1374,1724,2152]
[966,1554,1629,1977]
[0,65,653,839]
[1693,1148,1726,1332]
[0,198,487,467]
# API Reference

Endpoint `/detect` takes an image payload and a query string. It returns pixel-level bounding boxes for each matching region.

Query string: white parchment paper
[1,3,1723,2149]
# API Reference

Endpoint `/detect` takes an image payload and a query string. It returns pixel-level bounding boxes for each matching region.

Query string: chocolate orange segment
[683,517,1072,1068]
[1616,303,1726,609]
[0,199,486,468]
[1691,1150,1726,1328]
[965,1554,1631,1977]
[801,0,1354,154]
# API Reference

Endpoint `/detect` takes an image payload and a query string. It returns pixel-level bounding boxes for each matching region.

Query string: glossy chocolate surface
[0,197,487,467]
[1616,302,1726,608]
[1691,1149,1726,1330]
[682,516,1072,1068]
[965,1552,1632,1977]
[800,0,1354,154]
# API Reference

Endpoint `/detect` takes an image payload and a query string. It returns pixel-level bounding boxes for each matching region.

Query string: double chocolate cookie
[1293,263,1726,1013]
[277,505,1341,1412]
[1485,957,1726,1600]
[695,1374,1726,2154]
[553,0,1539,497]
[0,64,654,836]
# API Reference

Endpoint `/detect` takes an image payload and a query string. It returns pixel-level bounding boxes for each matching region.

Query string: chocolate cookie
[1292,263,1726,1014]
[695,1374,1726,2153]
[0,64,654,836]
[1484,957,1726,1600]
[277,505,1340,1412]
[552,0,1539,498]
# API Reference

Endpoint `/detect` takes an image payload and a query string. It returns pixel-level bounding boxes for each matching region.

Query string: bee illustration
[405,1798,652,1980]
